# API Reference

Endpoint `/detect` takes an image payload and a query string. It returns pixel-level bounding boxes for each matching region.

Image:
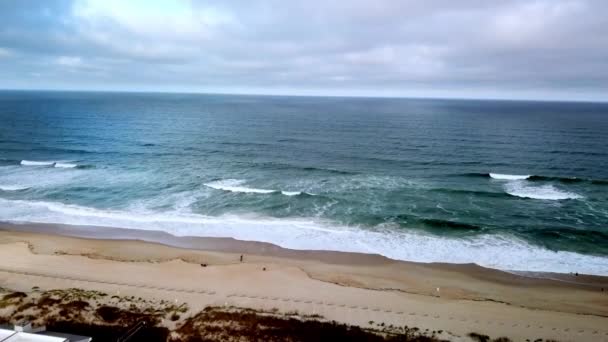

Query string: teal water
[1,91,607,274]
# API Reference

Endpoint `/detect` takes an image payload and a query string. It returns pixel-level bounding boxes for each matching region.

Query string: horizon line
[1,87,606,105]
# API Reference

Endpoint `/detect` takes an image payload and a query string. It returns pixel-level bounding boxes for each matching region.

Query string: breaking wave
[19,160,87,169]
[489,173,530,180]
[463,172,607,185]
[0,198,606,275]
[504,183,583,200]
[21,160,55,166]
[204,179,311,196]
[54,163,78,168]
[0,185,30,191]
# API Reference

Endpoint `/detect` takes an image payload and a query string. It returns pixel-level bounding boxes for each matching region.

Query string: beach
[1,222,607,341]
[2,1,608,339]
[1,93,608,340]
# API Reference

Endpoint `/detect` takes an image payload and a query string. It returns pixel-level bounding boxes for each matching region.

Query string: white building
[0,322,91,342]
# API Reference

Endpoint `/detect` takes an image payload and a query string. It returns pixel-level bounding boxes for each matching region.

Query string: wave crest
[54,163,78,168]
[463,172,607,185]
[204,179,310,196]
[489,173,530,180]
[21,160,55,166]
[0,185,30,191]
[204,179,275,194]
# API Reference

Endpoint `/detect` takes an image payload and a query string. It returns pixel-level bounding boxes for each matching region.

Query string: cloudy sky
[1,0,607,101]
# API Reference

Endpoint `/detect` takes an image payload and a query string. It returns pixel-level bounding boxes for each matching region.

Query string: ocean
[1,90,607,275]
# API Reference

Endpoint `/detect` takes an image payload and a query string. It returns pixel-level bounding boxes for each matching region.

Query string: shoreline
[1,222,608,341]
[1,221,607,301]
[1,197,606,275]
[1,220,606,283]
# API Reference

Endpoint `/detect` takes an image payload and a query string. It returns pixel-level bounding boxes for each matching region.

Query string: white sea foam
[0,185,30,191]
[128,189,213,213]
[505,182,582,200]
[489,173,530,180]
[21,160,55,166]
[0,163,86,191]
[0,197,605,275]
[489,172,582,200]
[54,163,77,168]
[205,179,307,196]
[205,179,275,194]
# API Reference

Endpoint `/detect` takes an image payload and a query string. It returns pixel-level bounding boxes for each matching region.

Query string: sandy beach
[0,222,607,341]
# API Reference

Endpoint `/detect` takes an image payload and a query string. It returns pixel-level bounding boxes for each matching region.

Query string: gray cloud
[1,0,607,100]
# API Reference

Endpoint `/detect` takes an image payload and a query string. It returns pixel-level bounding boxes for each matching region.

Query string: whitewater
[1,91,608,276]
[1,197,607,275]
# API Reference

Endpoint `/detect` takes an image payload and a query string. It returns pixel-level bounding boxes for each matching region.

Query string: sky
[0,0,607,101]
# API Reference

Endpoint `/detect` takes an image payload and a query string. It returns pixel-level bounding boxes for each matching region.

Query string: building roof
[38,332,91,342]
[0,329,17,340]
[0,329,67,342]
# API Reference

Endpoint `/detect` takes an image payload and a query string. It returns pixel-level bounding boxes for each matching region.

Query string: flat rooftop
[0,329,67,342]
[0,329,91,342]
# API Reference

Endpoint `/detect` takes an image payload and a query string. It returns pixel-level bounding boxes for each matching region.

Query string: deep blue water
[1,90,608,274]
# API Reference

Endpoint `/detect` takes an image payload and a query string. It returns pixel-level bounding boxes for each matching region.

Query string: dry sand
[0,223,607,341]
